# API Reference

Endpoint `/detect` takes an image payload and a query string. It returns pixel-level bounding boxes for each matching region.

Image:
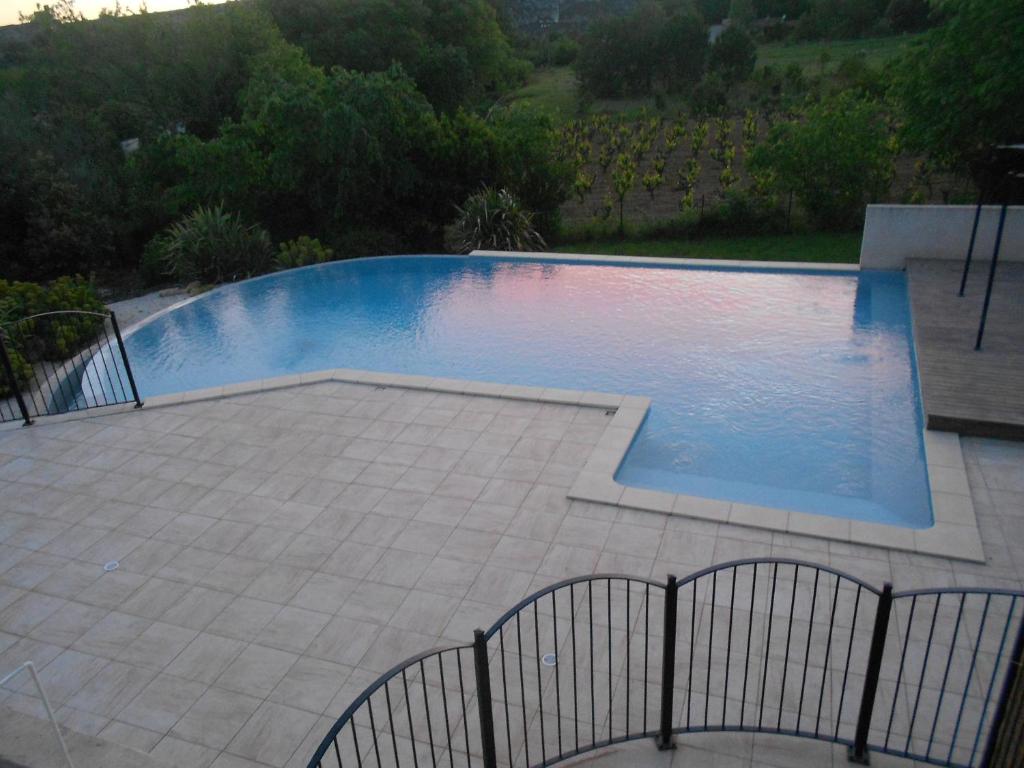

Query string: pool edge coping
[116,368,985,564]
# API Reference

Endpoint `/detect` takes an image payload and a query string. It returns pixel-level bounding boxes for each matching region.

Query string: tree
[891,0,1024,177]
[260,0,527,112]
[611,154,637,234]
[885,0,934,33]
[576,3,706,98]
[708,25,757,84]
[748,92,894,229]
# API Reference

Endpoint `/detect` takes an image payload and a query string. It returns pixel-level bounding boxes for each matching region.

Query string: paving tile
[389,590,460,636]
[120,621,198,669]
[306,616,380,666]
[416,557,482,598]
[72,611,151,658]
[28,601,107,647]
[215,644,298,698]
[118,672,207,732]
[256,606,332,654]
[227,700,320,767]
[243,564,312,604]
[164,632,246,684]
[98,720,163,751]
[206,596,282,642]
[121,577,193,620]
[268,656,351,714]
[0,592,67,634]
[18,648,107,704]
[172,686,263,750]
[150,735,220,768]
[66,660,156,717]
[337,581,407,624]
[366,549,433,588]
[288,572,358,614]
[156,587,235,634]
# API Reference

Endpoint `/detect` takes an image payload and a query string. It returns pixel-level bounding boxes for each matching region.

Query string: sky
[0,0,226,26]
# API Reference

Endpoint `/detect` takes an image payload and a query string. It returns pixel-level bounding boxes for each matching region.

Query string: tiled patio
[1,379,1022,768]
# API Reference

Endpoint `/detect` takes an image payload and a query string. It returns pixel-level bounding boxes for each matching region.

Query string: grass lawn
[554,232,861,263]
[506,66,578,121]
[756,34,923,74]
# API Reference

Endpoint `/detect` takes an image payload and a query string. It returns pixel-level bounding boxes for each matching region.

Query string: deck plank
[907,258,1024,439]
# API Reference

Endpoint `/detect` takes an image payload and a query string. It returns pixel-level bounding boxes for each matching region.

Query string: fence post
[108,312,143,408]
[958,197,985,296]
[657,574,679,750]
[0,331,32,426]
[981,617,1024,767]
[473,629,498,768]
[849,583,893,764]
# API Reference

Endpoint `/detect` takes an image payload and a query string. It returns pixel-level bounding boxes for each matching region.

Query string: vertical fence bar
[849,583,893,764]
[975,203,1008,351]
[981,615,1024,768]
[0,331,32,425]
[109,312,143,407]
[657,574,678,750]
[959,198,985,296]
[473,629,498,768]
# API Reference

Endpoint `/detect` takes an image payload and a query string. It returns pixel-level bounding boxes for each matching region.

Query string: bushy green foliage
[275,237,335,270]
[576,4,706,98]
[150,206,273,284]
[0,151,115,281]
[708,26,757,85]
[168,51,570,252]
[749,92,895,229]
[0,0,551,282]
[261,0,528,113]
[448,188,546,253]
[891,0,1024,176]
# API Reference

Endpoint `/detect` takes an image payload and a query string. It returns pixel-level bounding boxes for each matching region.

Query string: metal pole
[473,629,498,768]
[657,574,679,750]
[850,583,894,764]
[0,330,33,426]
[981,611,1024,767]
[0,662,75,768]
[975,204,1008,351]
[108,312,143,408]
[959,199,985,296]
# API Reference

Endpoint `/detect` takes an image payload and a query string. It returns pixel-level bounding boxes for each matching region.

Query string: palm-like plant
[448,188,546,254]
[156,205,273,284]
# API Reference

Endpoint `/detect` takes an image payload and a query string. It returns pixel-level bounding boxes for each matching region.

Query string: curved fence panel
[0,310,142,424]
[305,561,1024,768]
[668,559,883,749]
[308,645,480,768]
[481,575,666,767]
[868,588,1024,768]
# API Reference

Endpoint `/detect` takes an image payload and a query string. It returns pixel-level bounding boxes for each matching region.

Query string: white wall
[859,204,1024,270]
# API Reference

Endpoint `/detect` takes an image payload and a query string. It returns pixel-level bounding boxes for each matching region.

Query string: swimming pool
[123,255,931,527]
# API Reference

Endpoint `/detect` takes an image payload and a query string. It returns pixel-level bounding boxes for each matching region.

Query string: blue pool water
[123,256,931,527]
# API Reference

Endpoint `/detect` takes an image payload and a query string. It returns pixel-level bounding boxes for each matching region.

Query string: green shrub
[0,276,107,395]
[748,93,895,230]
[447,188,546,254]
[275,236,335,271]
[151,205,273,284]
[139,236,171,287]
[707,26,756,85]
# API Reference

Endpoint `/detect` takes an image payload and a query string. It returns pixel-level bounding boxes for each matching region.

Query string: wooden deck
[908,258,1024,439]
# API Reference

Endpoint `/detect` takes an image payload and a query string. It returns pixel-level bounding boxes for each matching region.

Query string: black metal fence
[0,310,142,425]
[306,559,1024,768]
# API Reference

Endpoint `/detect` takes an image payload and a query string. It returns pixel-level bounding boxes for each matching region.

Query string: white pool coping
[112,367,979,563]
